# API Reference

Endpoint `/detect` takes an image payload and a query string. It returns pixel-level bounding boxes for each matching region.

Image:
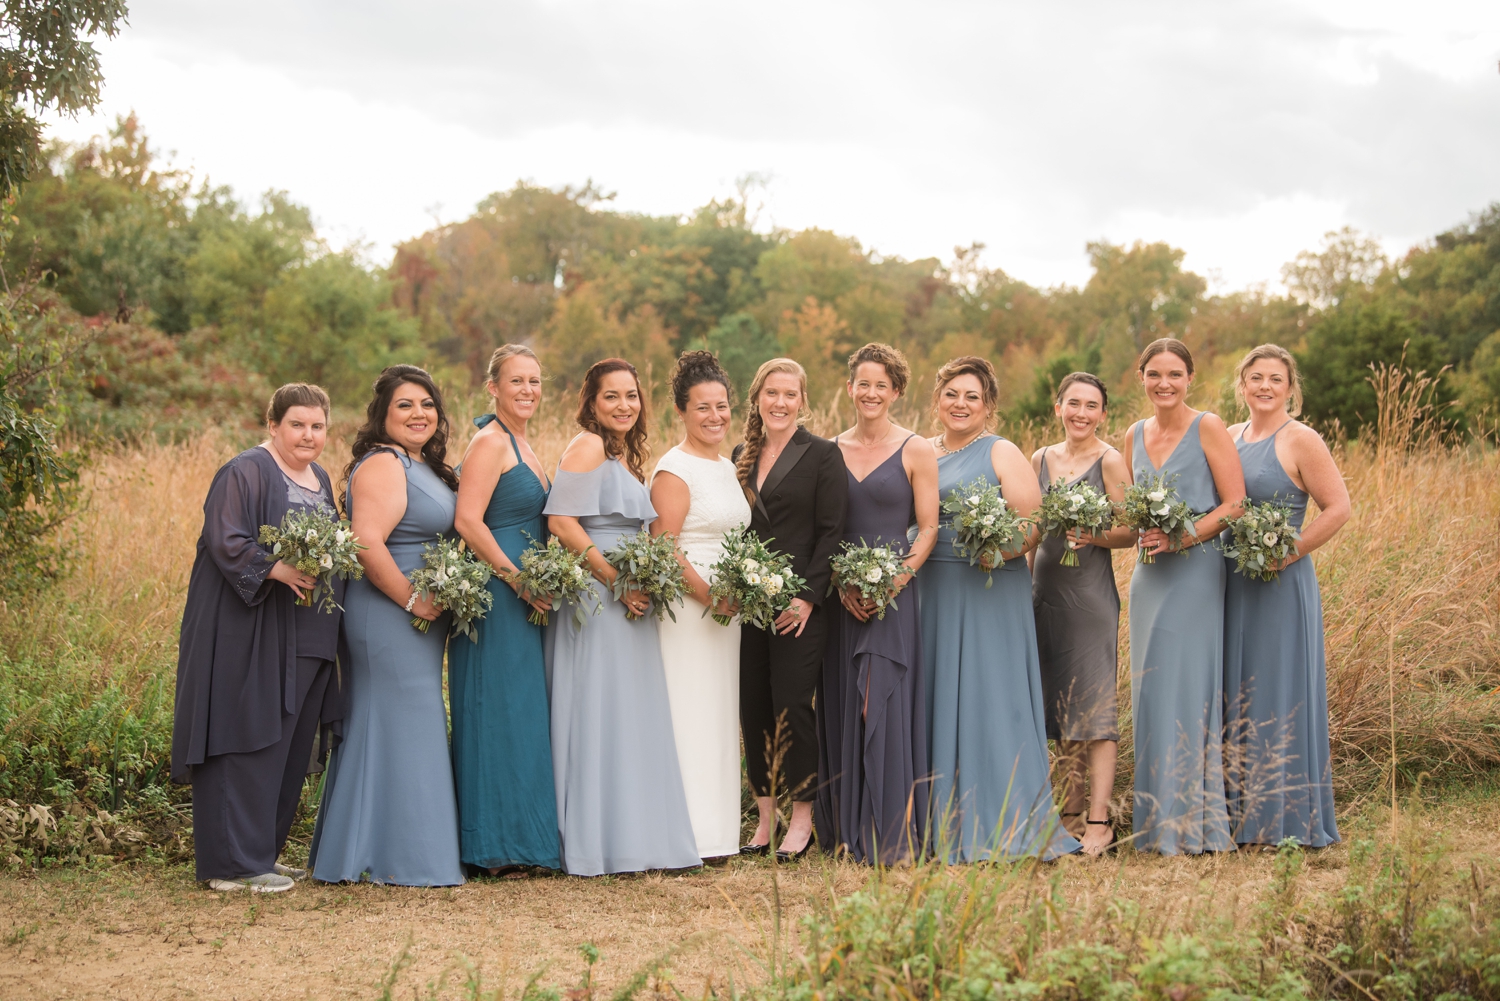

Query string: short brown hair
[1137,337,1195,377]
[930,356,999,426]
[265,383,331,425]
[1234,343,1303,418]
[847,342,910,395]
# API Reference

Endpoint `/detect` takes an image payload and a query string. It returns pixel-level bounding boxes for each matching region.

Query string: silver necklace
[936,430,984,456]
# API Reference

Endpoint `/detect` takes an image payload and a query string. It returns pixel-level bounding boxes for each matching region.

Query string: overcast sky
[44,0,1500,291]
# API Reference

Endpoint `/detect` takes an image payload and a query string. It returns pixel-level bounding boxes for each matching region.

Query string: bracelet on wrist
[405,589,419,613]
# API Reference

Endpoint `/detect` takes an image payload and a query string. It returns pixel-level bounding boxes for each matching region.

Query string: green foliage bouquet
[1118,474,1197,564]
[510,533,599,628]
[940,478,1030,586]
[1036,479,1114,567]
[830,540,913,620]
[258,508,365,612]
[1224,498,1301,582]
[407,536,494,641]
[603,529,689,622]
[706,526,807,629]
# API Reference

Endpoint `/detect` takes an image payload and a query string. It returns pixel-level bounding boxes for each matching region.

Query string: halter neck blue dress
[922,435,1079,861]
[1222,422,1339,847]
[448,415,561,871]
[1128,414,1233,855]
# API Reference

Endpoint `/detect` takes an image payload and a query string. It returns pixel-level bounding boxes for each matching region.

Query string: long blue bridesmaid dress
[310,449,465,886]
[448,415,561,871]
[1222,422,1339,847]
[1128,413,1233,855]
[922,435,1080,861]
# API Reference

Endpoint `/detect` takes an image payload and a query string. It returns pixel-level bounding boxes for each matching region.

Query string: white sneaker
[273,862,308,880]
[207,873,295,893]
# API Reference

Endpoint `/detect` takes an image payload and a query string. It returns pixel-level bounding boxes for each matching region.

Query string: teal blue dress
[1222,422,1339,847]
[449,416,561,870]
[1128,413,1233,855]
[920,435,1079,861]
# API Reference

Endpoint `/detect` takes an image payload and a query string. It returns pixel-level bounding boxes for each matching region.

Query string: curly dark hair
[577,358,651,481]
[344,365,459,498]
[671,349,732,410]
[847,342,910,395]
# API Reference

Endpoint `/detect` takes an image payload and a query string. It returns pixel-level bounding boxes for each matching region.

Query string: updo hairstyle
[1234,343,1303,417]
[671,349,732,410]
[1137,337,1195,376]
[1055,372,1109,410]
[929,356,1000,428]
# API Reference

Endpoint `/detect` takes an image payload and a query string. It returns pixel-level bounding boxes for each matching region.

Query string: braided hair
[735,357,810,501]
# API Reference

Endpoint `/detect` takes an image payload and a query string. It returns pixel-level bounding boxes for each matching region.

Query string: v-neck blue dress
[1222,422,1339,847]
[449,415,561,870]
[1128,413,1233,855]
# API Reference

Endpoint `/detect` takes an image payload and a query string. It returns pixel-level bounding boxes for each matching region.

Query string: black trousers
[740,603,827,802]
[192,657,332,881]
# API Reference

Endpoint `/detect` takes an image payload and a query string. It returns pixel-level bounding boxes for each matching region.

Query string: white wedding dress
[652,446,752,859]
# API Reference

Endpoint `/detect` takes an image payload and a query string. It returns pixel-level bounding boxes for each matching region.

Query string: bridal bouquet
[1223,498,1300,582]
[603,529,689,622]
[1118,474,1197,564]
[510,533,599,627]
[407,536,494,640]
[830,540,913,620]
[258,508,365,612]
[706,526,807,629]
[940,478,1030,586]
[1036,480,1114,567]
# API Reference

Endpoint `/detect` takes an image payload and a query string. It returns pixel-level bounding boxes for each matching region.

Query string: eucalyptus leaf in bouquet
[706,525,807,630]
[258,508,365,613]
[407,535,494,641]
[939,478,1030,587]
[1223,498,1300,582]
[510,532,600,627]
[829,540,913,620]
[1036,479,1114,567]
[1117,473,1197,564]
[603,529,689,622]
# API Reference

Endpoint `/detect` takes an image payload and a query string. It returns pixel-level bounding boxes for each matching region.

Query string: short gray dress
[1223,422,1339,847]
[310,450,465,886]
[923,435,1079,861]
[1033,450,1122,743]
[542,457,700,875]
[1128,414,1233,855]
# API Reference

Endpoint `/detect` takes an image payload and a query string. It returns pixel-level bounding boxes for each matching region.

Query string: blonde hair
[486,343,539,384]
[929,356,999,429]
[847,342,910,395]
[735,358,811,499]
[1234,343,1304,418]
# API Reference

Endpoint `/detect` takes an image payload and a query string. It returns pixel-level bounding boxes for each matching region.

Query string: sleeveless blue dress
[310,450,465,886]
[449,416,561,870]
[1128,414,1233,855]
[1222,423,1339,847]
[922,435,1079,861]
[542,457,700,875]
[822,437,928,864]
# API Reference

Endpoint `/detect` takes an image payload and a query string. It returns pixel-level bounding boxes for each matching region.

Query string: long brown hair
[344,365,459,494]
[735,357,810,499]
[577,358,651,481]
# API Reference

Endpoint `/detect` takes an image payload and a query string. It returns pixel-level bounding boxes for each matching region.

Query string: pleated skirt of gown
[310,575,465,885]
[924,556,1080,861]
[1223,557,1339,846]
[1128,549,1233,855]
[449,573,561,870]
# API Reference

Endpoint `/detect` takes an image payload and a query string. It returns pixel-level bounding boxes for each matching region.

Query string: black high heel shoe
[1085,818,1117,856]
[739,842,771,857]
[775,840,813,864]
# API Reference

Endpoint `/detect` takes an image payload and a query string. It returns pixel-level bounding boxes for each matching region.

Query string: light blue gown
[1128,413,1233,855]
[310,449,465,886]
[921,435,1079,861]
[542,457,700,875]
[449,416,561,870]
[1223,422,1339,847]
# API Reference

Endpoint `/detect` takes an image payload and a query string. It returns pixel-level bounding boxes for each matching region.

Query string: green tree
[701,312,779,402]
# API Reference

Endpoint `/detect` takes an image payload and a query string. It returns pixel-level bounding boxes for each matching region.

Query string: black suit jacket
[733,426,848,606]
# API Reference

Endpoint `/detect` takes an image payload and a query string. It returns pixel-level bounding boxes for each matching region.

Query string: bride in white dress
[651,351,753,860]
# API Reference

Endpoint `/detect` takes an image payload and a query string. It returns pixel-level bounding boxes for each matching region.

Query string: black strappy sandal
[1085,818,1117,856]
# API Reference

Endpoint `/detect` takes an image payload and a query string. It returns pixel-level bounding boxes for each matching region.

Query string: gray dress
[1223,423,1339,847]
[1033,450,1122,743]
[1128,414,1233,855]
[542,458,700,875]
[310,450,465,886]
[923,436,1079,861]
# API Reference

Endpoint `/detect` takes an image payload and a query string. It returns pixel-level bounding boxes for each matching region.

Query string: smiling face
[268,404,328,468]
[385,381,439,453]
[592,370,642,440]
[489,354,542,425]
[1055,380,1107,442]
[680,379,732,450]
[1139,351,1193,413]
[757,371,804,435]
[936,373,989,437]
[847,361,900,422]
[1240,357,1292,417]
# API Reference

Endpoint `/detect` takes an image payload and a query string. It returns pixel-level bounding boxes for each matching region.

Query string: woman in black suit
[733,358,848,860]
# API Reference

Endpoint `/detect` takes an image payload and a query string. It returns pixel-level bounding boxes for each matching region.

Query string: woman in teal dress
[1223,344,1349,848]
[922,357,1079,862]
[1124,339,1245,856]
[450,345,561,873]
